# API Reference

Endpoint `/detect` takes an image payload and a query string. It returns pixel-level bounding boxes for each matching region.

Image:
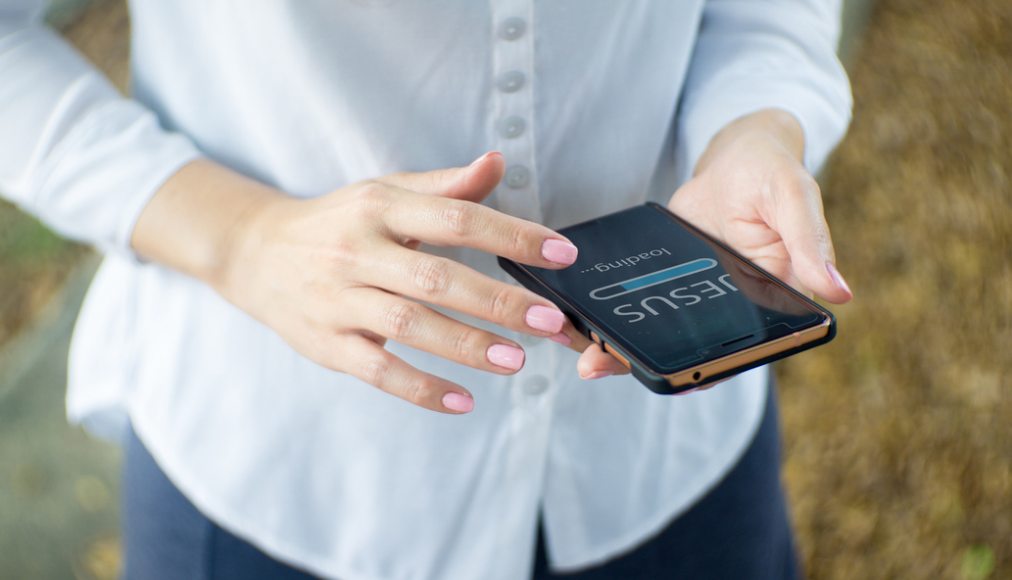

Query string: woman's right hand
[212,152,578,414]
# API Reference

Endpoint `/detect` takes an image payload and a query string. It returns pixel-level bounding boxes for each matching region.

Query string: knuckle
[451,328,483,362]
[423,170,446,192]
[779,180,806,201]
[812,226,834,252]
[488,286,520,323]
[405,377,438,406]
[361,355,391,387]
[799,173,821,194]
[410,257,450,296]
[438,200,475,237]
[506,225,533,258]
[307,335,340,370]
[787,174,821,199]
[322,237,358,269]
[382,301,421,340]
[351,182,390,215]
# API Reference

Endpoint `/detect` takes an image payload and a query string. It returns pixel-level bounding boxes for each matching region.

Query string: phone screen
[522,204,827,374]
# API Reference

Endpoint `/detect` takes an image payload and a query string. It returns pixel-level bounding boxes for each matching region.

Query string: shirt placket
[490,0,542,225]
[489,1,558,577]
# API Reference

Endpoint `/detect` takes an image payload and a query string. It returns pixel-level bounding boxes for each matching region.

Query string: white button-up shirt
[0,1,851,578]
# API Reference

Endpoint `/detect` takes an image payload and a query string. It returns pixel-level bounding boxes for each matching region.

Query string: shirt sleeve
[0,0,201,257]
[676,0,853,177]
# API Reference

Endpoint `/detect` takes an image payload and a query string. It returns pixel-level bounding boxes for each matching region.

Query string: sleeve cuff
[29,92,204,261]
[112,134,203,263]
[676,78,853,180]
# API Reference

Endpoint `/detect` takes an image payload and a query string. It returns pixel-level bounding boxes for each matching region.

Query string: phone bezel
[498,202,836,393]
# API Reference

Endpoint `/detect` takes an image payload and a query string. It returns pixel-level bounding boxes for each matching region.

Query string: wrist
[131,158,292,295]
[694,108,805,176]
[212,185,290,298]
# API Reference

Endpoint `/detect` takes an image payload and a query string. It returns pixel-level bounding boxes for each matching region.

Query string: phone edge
[497,203,839,395]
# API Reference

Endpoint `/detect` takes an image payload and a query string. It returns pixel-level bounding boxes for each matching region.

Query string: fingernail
[826,262,853,296]
[541,239,578,265]
[525,305,565,334]
[548,332,572,346]
[486,344,525,370]
[581,370,613,380]
[470,151,499,167]
[442,392,474,413]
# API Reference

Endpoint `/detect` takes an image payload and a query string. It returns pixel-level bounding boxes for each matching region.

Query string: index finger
[375,186,578,269]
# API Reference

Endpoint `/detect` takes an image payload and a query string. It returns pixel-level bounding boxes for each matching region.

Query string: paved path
[0,259,121,580]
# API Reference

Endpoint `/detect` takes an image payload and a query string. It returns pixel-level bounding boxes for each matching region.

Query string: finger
[341,287,528,374]
[372,185,578,268]
[743,254,812,299]
[771,172,853,304]
[549,318,594,353]
[377,151,505,203]
[549,320,629,378]
[556,319,629,376]
[358,246,568,337]
[336,333,475,414]
[576,343,632,379]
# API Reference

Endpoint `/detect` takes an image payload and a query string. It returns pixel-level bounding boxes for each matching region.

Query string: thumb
[379,151,505,202]
[774,175,854,304]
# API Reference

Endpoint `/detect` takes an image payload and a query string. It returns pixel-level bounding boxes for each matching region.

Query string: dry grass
[0,211,81,345]
[780,0,1011,578]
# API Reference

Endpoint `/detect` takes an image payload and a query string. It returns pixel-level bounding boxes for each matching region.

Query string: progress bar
[588,258,717,300]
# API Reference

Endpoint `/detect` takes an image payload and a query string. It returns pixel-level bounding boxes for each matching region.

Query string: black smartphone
[498,202,836,394]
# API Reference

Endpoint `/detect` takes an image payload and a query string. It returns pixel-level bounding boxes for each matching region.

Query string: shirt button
[496,71,526,93]
[497,17,527,41]
[524,375,550,396]
[505,165,530,189]
[497,116,526,139]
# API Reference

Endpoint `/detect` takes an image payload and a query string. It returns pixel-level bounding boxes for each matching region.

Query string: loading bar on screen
[588,258,717,300]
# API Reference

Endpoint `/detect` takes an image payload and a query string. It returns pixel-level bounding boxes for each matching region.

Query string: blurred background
[0,0,1008,578]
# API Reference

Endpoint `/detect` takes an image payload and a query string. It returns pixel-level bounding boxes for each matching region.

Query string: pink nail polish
[826,262,853,296]
[582,370,613,380]
[442,392,474,413]
[470,151,500,167]
[548,332,572,346]
[541,239,578,265]
[486,344,525,370]
[525,305,565,334]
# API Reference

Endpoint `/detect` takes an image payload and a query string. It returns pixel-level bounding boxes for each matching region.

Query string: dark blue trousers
[122,381,798,580]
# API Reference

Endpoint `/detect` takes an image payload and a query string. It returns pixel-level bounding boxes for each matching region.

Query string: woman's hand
[135,152,580,414]
[567,108,853,381]
[669,109,853,302]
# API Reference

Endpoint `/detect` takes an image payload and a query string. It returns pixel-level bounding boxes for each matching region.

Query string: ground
[779,1,1011,578]
[0,0,1008,578]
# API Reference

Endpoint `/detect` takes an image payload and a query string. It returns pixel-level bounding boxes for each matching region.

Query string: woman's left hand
[563,108,854,381]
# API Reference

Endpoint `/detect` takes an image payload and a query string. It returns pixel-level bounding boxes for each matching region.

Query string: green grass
[0,204,77,264]
[0,201,85,345]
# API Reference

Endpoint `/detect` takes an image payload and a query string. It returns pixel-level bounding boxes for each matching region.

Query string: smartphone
[498,202,836,394]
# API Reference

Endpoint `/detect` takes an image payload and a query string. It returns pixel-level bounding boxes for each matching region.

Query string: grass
[778,0,1011,578]
[0,203,84,346]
